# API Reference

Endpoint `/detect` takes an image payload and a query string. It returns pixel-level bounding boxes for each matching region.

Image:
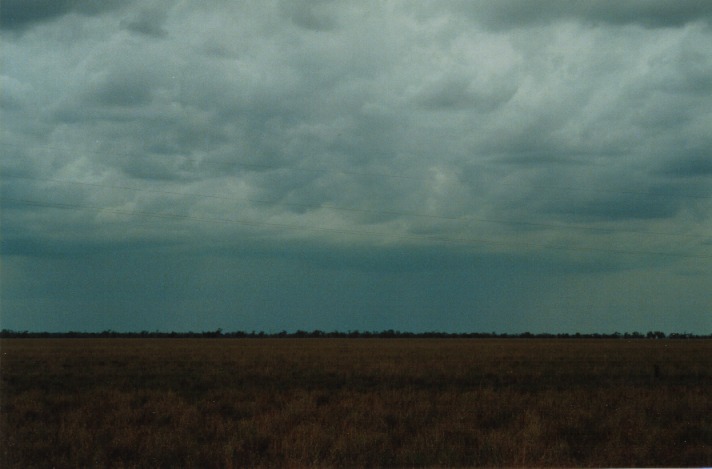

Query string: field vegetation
[2,338,711,467]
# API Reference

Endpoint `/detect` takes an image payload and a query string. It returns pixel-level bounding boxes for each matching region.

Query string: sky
[2,1,711,334]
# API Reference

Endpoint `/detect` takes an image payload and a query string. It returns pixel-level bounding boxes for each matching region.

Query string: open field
[1,338,711,467]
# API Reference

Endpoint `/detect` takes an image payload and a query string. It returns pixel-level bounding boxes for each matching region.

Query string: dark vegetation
[2,338,711,467]
[1,328,700,339]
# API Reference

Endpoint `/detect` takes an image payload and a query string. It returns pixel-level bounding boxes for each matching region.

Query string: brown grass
[1,338,711,467]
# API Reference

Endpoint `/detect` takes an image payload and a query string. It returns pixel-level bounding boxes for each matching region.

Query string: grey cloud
[655,51,712,98]
[626,41,712,109]
[0,75,31,111]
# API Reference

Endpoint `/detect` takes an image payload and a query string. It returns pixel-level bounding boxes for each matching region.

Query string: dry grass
[1,338,711,467]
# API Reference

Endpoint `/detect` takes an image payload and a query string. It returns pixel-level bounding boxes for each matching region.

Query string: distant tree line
[1,329,708,339]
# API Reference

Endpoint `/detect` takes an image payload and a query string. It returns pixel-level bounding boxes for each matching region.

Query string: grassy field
[1,338,711,467]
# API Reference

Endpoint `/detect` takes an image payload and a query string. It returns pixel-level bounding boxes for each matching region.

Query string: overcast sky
[2,1,711,333]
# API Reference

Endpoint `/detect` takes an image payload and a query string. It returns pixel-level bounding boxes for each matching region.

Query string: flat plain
[1,338,711,467]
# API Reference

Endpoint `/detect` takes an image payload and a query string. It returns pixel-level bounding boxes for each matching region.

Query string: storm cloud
[2,1,711,333]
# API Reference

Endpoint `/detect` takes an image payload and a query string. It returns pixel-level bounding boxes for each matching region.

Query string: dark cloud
[85,73,155,107]
[120,7,168,38]
[278,0,339,31]
[548,194,681,222]
[0,0,126,30]
[662,154,712,178]
[414,76,517,111]
[2,1,711,333]
[464,0,712,30]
